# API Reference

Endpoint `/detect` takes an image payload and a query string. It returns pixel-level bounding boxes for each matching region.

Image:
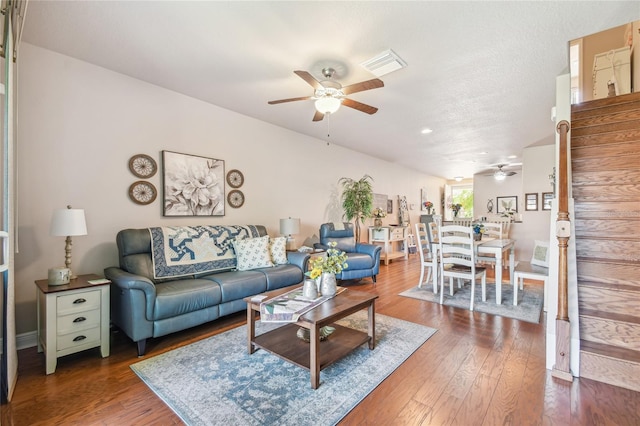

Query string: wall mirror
[570,20,639,104]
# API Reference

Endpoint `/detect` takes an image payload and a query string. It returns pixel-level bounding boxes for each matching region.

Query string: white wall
[15,43,445,335]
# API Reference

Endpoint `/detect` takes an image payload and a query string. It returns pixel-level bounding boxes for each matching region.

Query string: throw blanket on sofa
[150,225,260,279]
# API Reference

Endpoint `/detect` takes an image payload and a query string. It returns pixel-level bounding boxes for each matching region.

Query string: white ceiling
[21,1,640,179]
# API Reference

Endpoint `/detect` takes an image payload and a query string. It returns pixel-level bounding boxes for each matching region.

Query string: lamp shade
[279,217,300,236]
[314,97,341,114]
[50,207,87,236]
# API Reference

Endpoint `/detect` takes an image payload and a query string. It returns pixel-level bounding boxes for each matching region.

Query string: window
[444,183,473,220]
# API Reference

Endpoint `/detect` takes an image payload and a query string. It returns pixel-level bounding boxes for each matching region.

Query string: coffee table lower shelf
[252,323,370,371]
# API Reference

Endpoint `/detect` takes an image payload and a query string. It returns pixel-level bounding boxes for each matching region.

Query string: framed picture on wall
[542,192,554,210]
[420,187,428,211]
[496,196,517,214]
[162,150,225,216]
[387,199,393,214]
[525,193,538,211]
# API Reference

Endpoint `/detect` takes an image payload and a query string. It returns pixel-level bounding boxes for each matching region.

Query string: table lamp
[279,217,300,251]
[50,205,87,280]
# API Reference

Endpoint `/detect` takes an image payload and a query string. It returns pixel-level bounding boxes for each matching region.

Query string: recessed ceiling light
[507,155,517,159]
[479,151,488,155]
[454,176,463,181]
[421,128,433,134]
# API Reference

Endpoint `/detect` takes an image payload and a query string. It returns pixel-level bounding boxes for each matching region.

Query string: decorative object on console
[280,217,300,251]
[227,190,245,208]
[128,154,157,178]
[49,205,87,280]
[226,169,244,188]
[339,175,373,243]
[472,222,485,241]
[129,180,157,205]
[371,207,386,230]
[423,200,434,214]
[162,150,225,216]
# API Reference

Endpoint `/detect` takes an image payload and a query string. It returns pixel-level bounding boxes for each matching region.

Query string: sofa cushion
[204,270,267,303]
[153,278,222,321]
[258,264,304,291]
[269,236,288,265]
[233,235,274,271]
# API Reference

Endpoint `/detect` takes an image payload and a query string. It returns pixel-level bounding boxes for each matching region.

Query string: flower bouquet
[450,203,462,217]
[372,207,386,230]
[423,200,434,214]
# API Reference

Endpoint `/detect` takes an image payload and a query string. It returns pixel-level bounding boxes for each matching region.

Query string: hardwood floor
[3,255,639,425]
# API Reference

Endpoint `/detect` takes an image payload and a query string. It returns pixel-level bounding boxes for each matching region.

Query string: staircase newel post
[552,120,573,382]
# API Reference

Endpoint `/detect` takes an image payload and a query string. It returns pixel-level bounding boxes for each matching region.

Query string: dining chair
[513,240,549,306]
[476,222,503,268]
[438,224,487,311]
[414,223,436,293]
[451,217,473,227]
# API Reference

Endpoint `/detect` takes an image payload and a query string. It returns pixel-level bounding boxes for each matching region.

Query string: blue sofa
[315,222,382,283]
[104,225,308,356]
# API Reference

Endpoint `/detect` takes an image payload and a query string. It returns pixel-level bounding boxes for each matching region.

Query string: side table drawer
[390,228,404,239]
[57,326,101,351]
[57,289,101,314]
[57,309,100,334]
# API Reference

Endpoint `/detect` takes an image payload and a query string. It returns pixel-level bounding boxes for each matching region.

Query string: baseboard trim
[1,331,38,353]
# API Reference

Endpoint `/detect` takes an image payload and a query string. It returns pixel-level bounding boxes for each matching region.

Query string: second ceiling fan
[268,68,384,122]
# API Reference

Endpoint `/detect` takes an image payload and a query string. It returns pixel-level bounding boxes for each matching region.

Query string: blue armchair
[315,222,382,283]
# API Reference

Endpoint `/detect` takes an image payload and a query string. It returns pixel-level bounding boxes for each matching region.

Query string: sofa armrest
[355,242,382,259]
[286,251,310,271]
[104,266,157,315]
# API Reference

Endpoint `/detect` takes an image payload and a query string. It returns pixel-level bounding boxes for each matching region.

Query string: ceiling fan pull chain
[326,112,331,142]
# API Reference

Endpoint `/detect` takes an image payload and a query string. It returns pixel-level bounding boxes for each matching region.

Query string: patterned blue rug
[131,312,436,425]
[400,282,543,323]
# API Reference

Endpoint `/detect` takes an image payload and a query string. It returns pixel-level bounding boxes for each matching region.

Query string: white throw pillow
[233,235,273,271]
[269,237,288,265]
[530,240,549,267]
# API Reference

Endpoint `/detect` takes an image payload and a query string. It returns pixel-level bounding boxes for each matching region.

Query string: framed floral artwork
[496,196,517,214]
[162,150,225,216]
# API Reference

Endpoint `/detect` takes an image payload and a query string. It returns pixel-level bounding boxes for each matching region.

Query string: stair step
[572,91,640,115]
[580,340,640,392]
[579,309,640,352]
[572,169,640,186]
[571,139,640,159]
[579,279,640,293]
[574,201,640,220]
[575,238,640,262]
[578,285,640,316]
[574,218,640,239]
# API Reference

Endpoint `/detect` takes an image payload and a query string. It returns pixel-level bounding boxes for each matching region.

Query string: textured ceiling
[21,1,640,179]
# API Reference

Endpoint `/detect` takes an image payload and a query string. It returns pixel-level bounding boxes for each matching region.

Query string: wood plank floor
[3,255,640,425]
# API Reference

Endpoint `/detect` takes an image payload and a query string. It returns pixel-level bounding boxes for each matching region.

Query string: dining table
[430,236,515,305]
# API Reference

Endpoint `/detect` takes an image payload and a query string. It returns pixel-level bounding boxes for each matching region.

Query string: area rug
[131,311,436,425]
[399,282,543,323]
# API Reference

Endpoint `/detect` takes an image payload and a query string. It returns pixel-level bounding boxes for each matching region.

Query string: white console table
[368,226,408,265]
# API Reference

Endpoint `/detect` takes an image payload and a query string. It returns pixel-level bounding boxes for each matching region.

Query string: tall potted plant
[339,174,373,242]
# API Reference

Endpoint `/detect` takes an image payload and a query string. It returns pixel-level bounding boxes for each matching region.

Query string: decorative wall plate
[226,169,244,188]
[128,154,158,178]
[227,189,245,208]
[129,181,157,205]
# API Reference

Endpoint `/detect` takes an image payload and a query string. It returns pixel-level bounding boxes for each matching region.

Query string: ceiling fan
[490,164,518,181]
[268,68,384,122]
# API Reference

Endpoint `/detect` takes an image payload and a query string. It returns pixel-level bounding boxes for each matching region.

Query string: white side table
[35,274,110,374]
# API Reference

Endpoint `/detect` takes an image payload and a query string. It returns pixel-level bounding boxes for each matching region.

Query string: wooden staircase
[570,91,640,392]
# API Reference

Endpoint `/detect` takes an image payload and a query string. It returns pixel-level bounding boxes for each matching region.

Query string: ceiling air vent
[360,49,407,77]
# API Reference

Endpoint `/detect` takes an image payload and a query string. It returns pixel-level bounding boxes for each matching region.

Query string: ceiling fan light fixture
[494,170,507,181]
[315,97,341,114]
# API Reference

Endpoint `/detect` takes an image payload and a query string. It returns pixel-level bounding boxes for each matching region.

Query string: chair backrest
[415,223,430,263]
[484,217,511,238]
[318,222,356,252]
[438,224,478,269]
[481,222,503,239]
[451,217,473,227]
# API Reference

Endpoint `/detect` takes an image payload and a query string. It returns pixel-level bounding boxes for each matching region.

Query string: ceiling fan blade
[342,98,378,115]
[341,78,384,95]
[268,96,312,105]
[506,171,517,176]
[294,70,322,90]
[312,110,325,122]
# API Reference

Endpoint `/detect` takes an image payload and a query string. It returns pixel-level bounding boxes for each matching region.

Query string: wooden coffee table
[245,286,377,389]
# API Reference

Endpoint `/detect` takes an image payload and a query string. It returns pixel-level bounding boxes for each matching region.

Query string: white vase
[319,272,337,296]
